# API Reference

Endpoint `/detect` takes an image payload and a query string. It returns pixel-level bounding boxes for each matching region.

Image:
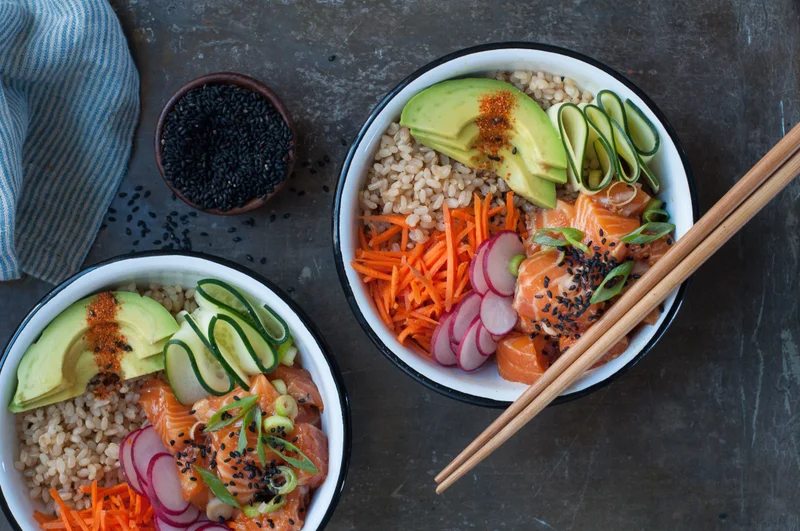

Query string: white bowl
[334,43,698,407]
[0,252,350,530]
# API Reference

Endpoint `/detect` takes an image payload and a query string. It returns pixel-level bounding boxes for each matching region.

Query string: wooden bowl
[154,72,296,216]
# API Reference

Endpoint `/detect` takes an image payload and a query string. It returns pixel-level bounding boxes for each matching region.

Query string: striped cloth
[0,0,139,283]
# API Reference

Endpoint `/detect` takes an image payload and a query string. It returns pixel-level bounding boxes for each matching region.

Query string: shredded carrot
[358,214,410,228]
[350,190,528,354]
[370,224,403,247]
[36,482,151,531]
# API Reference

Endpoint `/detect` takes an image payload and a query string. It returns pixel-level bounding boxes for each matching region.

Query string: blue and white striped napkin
[0,0,139,283]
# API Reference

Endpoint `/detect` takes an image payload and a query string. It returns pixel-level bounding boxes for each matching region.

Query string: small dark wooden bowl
[154,72,296,216]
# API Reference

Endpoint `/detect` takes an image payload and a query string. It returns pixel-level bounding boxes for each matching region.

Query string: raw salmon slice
[496,334,557,385]
[559,334,629,368]
[512,249,604,338]
[590,182,652,218]
[292,423,329,489]
[573,193,640,261]
[630,236,672,266]
[230,487,310,531]
[270,366,325,412]
[138,378,196,456]
[526,200,576,255]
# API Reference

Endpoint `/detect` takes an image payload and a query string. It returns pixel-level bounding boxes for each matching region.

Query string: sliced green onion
[263,415,294,436]
[271,378,288,395]
[195,466,241,508]
[279,345,298,367]
[264,435,319,474]
[275,395,298,418]
[269,466,298,495]
[508,254,526,277]
[238,407,256,454]
[642,199,670,223]
[590,261,635,304]
[532,227,588,253]
[620,222,675,245]
[204,394,260,432]
[255,407,267,467]
[243,495,287,518]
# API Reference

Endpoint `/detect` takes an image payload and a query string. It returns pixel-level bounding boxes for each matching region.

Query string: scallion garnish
[269,466,298,495]
[590,261,635,304]
[195,466,241,508]
[264,435,319,474]
[620,222,675,245]
[204,394,260,432]
[255,408,267,467]
[508,254,526,277]
[238,407,255,454]
[642,199,670,223]
[243,495,286,517]
[532,227,589,253]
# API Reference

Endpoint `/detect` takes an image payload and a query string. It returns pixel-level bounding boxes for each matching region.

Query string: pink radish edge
[477,325,498,356]
[131,426,164,491]
[448,292,481,345]
[457,317,491,372]
[469,239,492,295]
[431,312,457,366]
[480,291,517,336]
[147,453,191,516]
[482,231,525,297]
[120,429,144,495]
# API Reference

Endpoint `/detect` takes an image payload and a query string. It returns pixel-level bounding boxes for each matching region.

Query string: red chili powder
[474,90,517,163]
[84,292,128,377]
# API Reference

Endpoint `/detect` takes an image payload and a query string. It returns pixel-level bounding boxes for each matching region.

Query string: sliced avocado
[496,148,556,209]
[9,346,164,413]
[508,130,567,184]
[408,130,483,167]
[11,291,178,407]
[410,122,479,152]
[400,78,567,169]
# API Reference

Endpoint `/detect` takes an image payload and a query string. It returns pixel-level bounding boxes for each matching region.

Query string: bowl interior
[336,46,694,404]
[0,254,347,530]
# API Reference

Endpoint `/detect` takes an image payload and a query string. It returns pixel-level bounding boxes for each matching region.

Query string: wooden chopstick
[435,122,800,492]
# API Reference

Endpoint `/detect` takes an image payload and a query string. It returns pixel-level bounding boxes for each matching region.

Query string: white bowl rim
[0,251,351,531]
[332,41,698,408]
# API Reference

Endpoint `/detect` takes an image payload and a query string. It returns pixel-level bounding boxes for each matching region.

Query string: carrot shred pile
[35,483,155,531]
[352,192,526,354]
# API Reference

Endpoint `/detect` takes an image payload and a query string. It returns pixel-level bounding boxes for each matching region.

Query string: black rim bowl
[332,41,699,408]
[0,251,350,531]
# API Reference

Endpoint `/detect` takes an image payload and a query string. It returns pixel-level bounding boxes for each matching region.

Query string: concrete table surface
[2,1,799,530]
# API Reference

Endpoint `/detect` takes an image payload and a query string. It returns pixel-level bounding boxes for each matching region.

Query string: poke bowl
[333,42,698,407]
[0,252,350,531]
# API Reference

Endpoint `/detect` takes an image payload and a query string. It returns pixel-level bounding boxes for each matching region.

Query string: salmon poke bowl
[0,253,350,531]
[334,43,698,406]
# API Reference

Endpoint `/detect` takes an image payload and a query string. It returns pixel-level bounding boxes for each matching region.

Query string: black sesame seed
[328,54,336,61]
[233,236,242,242]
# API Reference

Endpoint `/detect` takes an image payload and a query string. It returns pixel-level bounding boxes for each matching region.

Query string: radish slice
[431,313,457,366]
[480,292,517,336]
[469,240,492,295]
[187,523,218,531]
[132,426,166,491]
[120,429,143,494]
[148,453,191,515]
[156,517,192,531]
[155,504,201,527]
[482,231,525,297]
[448,292,481,343]
[477,325,498,356]
[457,317,492,372]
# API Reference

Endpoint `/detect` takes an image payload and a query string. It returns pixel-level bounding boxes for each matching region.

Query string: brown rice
[14,284,195,515]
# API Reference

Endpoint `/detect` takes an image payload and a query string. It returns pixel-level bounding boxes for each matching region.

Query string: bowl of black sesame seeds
[155,72,296,216]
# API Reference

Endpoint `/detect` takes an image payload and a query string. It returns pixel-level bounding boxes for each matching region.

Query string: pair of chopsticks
[434,121,800,494]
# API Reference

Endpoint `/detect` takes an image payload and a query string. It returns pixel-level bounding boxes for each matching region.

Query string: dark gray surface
[3,1,800,530]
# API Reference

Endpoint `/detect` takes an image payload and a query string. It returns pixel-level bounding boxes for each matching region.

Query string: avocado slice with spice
[400,77,567,169]
[10,291,178,410]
